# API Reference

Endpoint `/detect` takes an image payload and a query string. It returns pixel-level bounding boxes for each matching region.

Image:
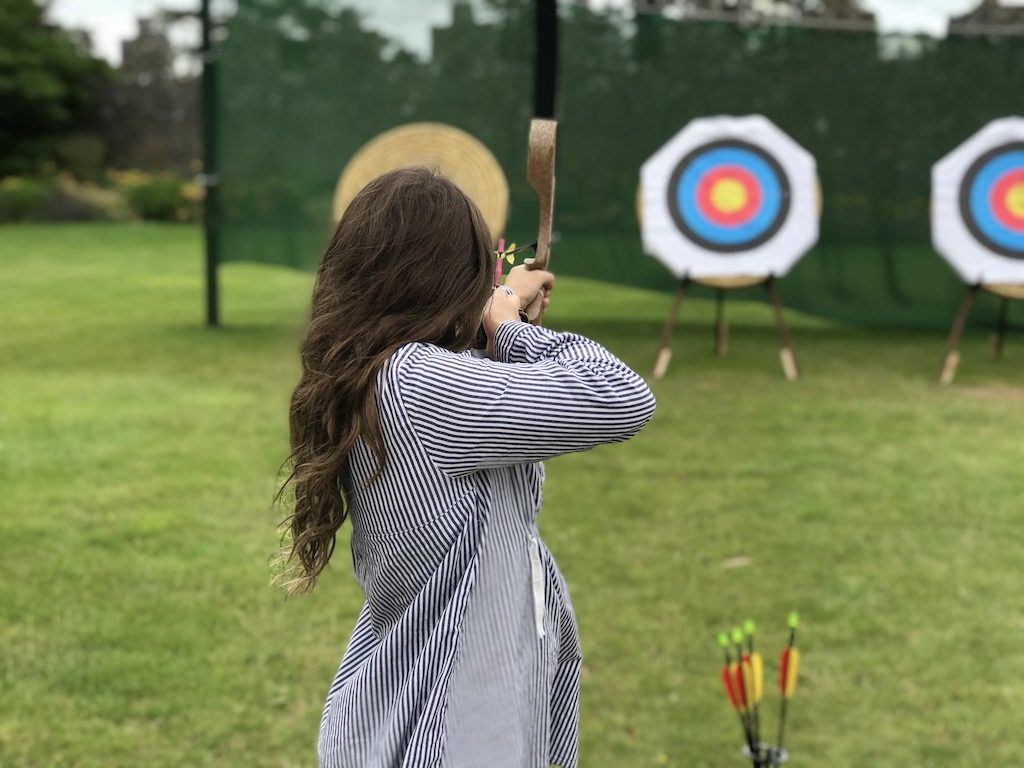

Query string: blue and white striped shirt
[317,318,657,767]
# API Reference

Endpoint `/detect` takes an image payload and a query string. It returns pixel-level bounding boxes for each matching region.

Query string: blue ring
[676,147,782,246]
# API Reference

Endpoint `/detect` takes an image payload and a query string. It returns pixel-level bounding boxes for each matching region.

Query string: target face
[640,116,819,279]
[933,119,1024,283]
[667,140,791,253]
[959,143,1024,259]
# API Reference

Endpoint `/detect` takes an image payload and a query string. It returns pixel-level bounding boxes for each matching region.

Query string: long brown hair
[273,167,495,595]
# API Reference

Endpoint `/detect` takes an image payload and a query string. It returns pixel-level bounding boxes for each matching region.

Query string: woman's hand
[482,286,520,340]
[505,264,554,322]
[520,283,551,323]
[481,264,554,358]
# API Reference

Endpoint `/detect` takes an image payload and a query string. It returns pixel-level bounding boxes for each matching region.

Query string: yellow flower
[181,182,204,203]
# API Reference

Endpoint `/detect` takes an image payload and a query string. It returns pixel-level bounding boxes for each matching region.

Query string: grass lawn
[1,223,1022,768]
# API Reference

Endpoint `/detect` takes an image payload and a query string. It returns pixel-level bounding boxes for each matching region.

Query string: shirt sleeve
[394,319,657,478]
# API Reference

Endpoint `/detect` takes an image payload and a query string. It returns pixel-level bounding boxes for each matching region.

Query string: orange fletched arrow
[777,612,800,698]
[717,632,755,754]
[779,646,800,697]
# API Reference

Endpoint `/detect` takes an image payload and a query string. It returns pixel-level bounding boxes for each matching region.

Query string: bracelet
[497,285,527,322]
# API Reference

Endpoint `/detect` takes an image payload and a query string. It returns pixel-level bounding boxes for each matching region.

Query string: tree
[0,0,111,176]
[102,15,200,173]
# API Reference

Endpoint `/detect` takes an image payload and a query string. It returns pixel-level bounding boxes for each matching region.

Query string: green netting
[216,0,533,269]
[217,1,1024,329]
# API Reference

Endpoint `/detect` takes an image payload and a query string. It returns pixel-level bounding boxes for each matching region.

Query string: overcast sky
[48,0,1024,65]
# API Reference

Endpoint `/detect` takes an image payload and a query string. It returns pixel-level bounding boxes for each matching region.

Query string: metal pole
[201,0,220,327]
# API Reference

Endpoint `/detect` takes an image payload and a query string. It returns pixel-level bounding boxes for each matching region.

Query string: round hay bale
[333,123,509,244]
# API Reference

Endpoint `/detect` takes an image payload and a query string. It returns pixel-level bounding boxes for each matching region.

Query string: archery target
[933,118,1024,283]
[641,116,819,279]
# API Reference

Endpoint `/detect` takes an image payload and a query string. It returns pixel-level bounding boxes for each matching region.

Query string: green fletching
[731,627,743,644]
[743,619,756,636]
[788,611,800,629]
[717,633,730,648]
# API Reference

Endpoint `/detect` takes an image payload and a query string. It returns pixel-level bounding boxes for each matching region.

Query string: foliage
[0,173,135,221]
[0,0,112,176]
[0,176,50,220]
[111,170,202,222]
[103,17,199,173]
[40,174,134,221]
[2,223,1023,766]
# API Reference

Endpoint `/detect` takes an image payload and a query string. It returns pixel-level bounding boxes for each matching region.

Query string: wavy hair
[273,167,495,595]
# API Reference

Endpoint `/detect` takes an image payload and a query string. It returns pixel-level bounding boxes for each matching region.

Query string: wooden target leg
[652,278,689,380]
[765,277,799,381]
[990,296,1009,361]
[939,284,978,384]
[714,288,728,357]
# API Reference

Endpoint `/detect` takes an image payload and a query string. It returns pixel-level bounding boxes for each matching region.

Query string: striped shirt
[317,318,657,768]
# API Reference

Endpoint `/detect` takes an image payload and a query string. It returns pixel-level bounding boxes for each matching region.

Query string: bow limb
[526,118,557,324]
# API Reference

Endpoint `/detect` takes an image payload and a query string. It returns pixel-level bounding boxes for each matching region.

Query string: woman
[276,167,656,767]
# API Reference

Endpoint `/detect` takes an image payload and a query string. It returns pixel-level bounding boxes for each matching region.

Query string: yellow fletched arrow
[749,651,764,703]
[783,648,800,697]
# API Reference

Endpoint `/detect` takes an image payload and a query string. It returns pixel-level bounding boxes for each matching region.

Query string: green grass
[1,223,1022,768]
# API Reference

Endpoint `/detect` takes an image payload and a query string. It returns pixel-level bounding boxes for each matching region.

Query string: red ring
[990,168,1024,233]
[696,165,762,227]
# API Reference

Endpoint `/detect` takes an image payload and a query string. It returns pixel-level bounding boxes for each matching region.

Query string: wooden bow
[525,118,557,324]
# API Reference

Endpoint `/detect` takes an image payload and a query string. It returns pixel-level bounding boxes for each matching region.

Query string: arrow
[743,619,765,751]
[777,612,800,753]
[733,626,764,763]
[718,632,756,759]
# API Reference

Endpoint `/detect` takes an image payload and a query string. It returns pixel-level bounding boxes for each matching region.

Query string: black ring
[666,139,792,254]
[958,141,1024,260]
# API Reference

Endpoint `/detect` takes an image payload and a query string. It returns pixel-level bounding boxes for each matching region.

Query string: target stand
[938,283,1023,384]
[640,116,819,381]
[651,274,800,380]
[932,118,1024,384]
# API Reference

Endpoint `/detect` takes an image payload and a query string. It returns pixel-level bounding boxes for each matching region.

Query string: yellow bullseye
[710,178,748,214]
[1007,182,1024,219]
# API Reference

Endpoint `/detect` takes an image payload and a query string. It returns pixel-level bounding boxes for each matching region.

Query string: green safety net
[216,0,533,268]
[217,0,1024,329]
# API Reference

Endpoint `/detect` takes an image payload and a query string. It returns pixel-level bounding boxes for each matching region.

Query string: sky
[47,0,1024,65]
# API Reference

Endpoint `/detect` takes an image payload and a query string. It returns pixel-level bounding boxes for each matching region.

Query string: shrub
[113,171,201,222]
[0,170,202,223]
[0,177,51,221]
[125,178,184,221]
[34,174,133,221]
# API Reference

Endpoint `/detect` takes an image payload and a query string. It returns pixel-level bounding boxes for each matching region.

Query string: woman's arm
[394,319,657,478]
